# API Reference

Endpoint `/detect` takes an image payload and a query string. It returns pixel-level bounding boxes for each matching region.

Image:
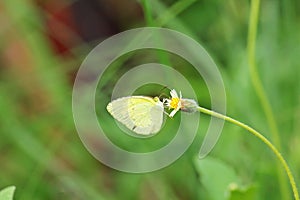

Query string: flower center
[170,98,180,109]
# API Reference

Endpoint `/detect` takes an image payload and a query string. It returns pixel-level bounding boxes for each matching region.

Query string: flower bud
[180,98,199,113]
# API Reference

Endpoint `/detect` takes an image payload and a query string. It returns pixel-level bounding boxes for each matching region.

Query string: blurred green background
[1,0,299,199]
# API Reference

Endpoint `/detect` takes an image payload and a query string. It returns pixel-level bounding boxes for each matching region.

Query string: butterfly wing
[107,96,164,135]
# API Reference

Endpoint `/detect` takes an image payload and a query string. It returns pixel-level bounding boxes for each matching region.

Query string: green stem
[140,0,154,26]
[197,106,299,200]
[248,0,282,151]
[247,0,288,198]
[155,0,197,27]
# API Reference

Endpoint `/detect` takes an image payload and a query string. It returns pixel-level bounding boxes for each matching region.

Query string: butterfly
[106,96,164,135]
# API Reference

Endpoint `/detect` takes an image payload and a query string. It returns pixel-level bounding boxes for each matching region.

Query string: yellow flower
[164,89,199,117]
[164,89,182,117]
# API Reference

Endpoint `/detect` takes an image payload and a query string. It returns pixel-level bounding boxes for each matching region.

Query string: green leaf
[194,157,238,200]
[0,186,16,200]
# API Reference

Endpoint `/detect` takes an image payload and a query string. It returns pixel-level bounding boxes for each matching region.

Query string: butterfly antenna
[158,85,171,100]
[159,92,169,99]
[159,85,171,93]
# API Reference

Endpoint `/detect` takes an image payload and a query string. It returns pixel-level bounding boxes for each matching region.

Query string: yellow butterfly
[106,96,164,135]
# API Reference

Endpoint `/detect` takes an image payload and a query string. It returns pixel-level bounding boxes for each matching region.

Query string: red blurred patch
[41,2,79,56]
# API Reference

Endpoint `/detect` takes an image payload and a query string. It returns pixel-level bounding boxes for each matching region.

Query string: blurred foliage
[0,0,299,199]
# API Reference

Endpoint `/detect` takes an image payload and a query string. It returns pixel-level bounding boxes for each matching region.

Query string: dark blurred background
[1,0,300,199]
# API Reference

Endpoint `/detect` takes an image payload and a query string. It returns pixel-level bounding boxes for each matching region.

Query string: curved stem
[247,0,288,198]
[247,0,282,149]
[197,106,299,200]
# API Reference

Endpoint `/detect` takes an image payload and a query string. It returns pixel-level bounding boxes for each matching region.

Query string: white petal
[170,89,178,98]
[169,110,177,117]
[169,107,180,117]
